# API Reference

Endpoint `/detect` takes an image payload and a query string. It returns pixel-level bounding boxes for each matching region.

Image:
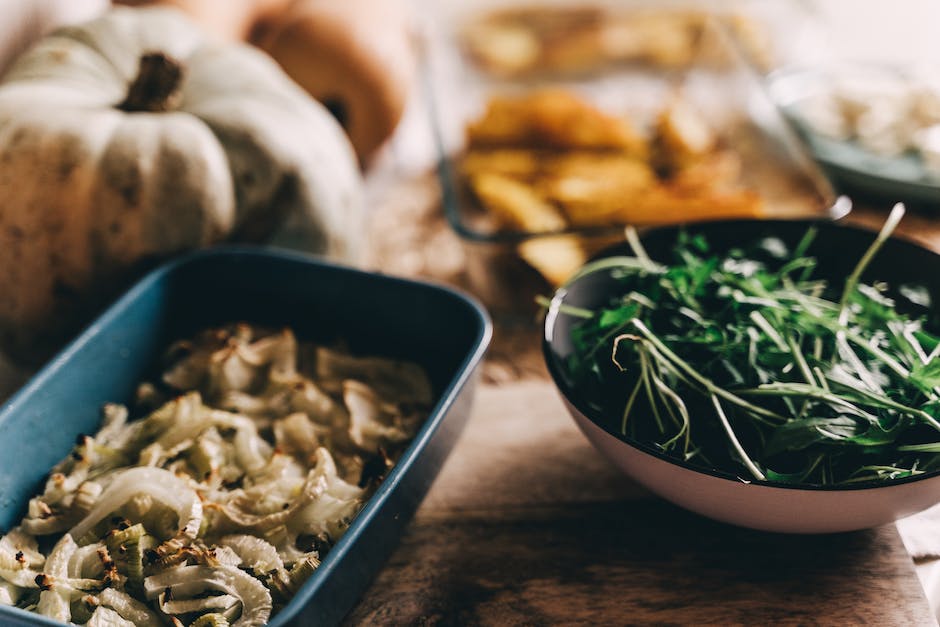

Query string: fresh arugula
[563,205,940,485]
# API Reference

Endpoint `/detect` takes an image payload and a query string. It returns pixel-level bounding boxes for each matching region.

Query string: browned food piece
[465,95,528,147]
[459,5,766,76]
[466,89,648,157]
[599,12,704,69]
[460,149,541,182]
[538,154,657,227]
[468,172,568,233]
[461,6,604,76]
[517,235,587,287]
[458,85,766,288]
[622,185,764,225]
[460,17,540,76]
[655,98,717,171]
[669,150,744,193]
[539,25,608,75]
[726,13,774,71]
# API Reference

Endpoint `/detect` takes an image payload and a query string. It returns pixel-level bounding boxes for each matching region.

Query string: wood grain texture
[346,383,934,626]
[359,127,940,623]
[351,504,929,626]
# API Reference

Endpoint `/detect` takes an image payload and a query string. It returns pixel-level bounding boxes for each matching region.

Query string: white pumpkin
[0,6,362,357]
[0,0,107,75]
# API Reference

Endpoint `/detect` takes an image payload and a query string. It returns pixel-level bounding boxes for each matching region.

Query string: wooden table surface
[348,383,933,626]
[354,178,938,625]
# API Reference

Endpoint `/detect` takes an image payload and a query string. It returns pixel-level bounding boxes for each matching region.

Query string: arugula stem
[898,443,940,453]
[750,311,787,351]
[841,327,911,380]
[799,454,825,483]
[786,334,816,387]
[927,342,940,364]
[835,331,882,392]
[630,319,789,423]
[639,350,666,434]
[710,394,765,481]
[537,295,594,319]
[625,226,656,273]
[565,256,662,286]
[621,370,645,435]
[738,384,878,422]
[902,326,930,365]
[652,371,691,452]
[838,203,905,325]
[792,226,818,271]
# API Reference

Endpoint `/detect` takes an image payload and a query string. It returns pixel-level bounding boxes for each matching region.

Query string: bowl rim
[542,218,940,492]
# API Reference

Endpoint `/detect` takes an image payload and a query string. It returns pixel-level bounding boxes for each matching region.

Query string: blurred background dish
[768,64,940,208]
[427,0,840,313]
[459,3,771,78]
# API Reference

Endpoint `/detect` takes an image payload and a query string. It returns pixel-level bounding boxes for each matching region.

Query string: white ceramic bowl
[543,219,940,534]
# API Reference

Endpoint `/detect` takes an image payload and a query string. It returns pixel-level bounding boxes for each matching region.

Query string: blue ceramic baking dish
[0,247,491,626]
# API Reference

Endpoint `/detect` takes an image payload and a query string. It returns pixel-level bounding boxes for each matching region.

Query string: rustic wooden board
[347,382,934,626]
[358,126,940,625]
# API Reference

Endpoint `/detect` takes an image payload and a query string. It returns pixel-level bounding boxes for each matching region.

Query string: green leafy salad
[0,324,431,626]
[559,207,940,485]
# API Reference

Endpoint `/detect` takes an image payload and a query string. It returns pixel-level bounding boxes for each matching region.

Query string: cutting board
[347,381,934,625]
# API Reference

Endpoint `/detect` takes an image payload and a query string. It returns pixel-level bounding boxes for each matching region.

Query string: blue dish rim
[542,218,940,493]
[0,246,493,627]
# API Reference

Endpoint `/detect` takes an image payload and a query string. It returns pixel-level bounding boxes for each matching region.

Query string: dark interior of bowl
[544,218,940,486]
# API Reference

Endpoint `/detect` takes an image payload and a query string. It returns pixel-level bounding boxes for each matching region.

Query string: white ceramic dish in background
[543,218,940,534]
[767,64,940,207]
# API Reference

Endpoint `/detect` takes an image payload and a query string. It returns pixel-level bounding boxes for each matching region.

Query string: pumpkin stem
[118,52,184,113]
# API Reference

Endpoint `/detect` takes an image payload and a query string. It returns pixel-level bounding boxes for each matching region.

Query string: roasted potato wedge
[518,235,587,286]
[469,172,567,232]
[460,87,765,286]
[538,154,657,227]
[460,149,541,181]
[467,89,648,157]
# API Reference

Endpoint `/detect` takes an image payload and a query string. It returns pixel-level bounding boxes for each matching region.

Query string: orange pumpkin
[251,0,416,165]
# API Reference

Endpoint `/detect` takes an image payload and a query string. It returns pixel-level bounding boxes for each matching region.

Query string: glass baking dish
[425,0,844,312]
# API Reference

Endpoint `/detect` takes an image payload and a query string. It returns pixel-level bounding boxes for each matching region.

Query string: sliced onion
[344,380,411,453]
[0,580,19,606]
[0,527,44,569]
[212,469,325,533]
[218,535,284,573]
[36,534,77,621]
[86,605,136,627]
[144,564,271,627]
[0,557,39,589]
[67,542,104,580]
[98,587,163,626]
[160,593,238,615]
[69,467,202,542]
